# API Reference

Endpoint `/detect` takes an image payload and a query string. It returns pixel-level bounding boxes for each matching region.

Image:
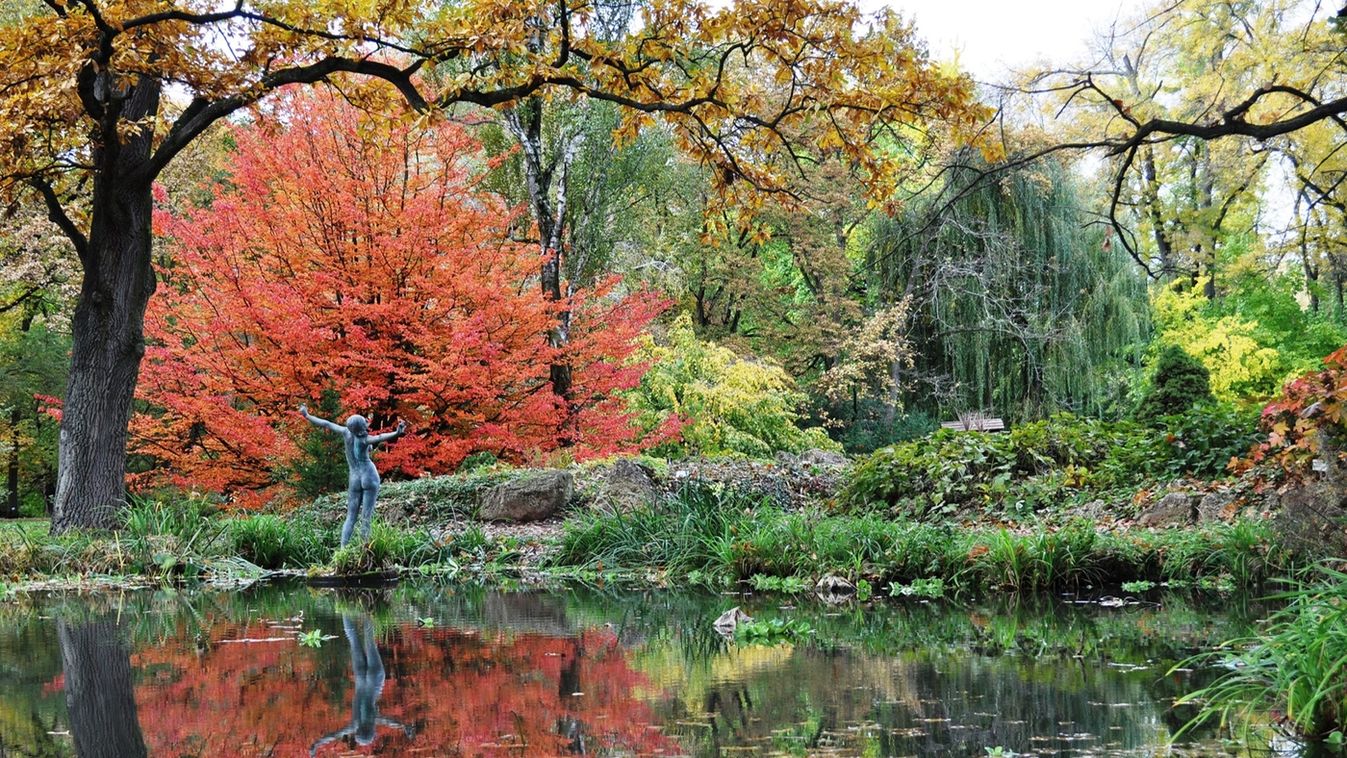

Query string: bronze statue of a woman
[299,405,407,546]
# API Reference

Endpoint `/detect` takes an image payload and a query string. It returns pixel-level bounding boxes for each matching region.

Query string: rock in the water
[479,470,572,522]
[1137,492,1195,527]
[1197,491,1236,523]
[815,574,856,595]
[713,606,752,635]
[591,458,657,512]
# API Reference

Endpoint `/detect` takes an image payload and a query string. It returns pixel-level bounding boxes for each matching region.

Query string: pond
[0,582,1299,756]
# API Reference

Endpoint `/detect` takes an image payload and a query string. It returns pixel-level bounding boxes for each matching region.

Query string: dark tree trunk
[542,248,574,400]
[51,77,160,533]
[1337,270,1345,317]
[505,97,579,406]
[57,617,148,758]
[1302,236,1320,314]
[52,180,156,533]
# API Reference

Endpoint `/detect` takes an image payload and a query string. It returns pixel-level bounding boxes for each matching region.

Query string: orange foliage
[1241,344,1347,478]
[134,92,666,503]
[127,618,678,756]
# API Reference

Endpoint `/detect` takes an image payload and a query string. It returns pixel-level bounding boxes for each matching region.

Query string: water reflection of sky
[0,585,1281,756]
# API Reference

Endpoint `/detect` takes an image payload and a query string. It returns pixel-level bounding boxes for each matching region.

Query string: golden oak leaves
[0,0,987,215]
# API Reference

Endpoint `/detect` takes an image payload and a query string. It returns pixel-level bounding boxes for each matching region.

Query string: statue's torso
[343,432,380,486]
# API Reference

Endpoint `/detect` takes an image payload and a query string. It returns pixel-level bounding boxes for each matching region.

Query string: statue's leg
[341,483,361,547]
[359,482,379,542]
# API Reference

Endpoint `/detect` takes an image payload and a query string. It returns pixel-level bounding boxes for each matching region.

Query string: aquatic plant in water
[1177,563,1347,746]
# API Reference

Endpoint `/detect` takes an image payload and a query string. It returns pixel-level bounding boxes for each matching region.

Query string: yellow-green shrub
[627,314,838,458]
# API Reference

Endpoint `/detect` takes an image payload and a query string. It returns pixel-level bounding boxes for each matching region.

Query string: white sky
[873,0,1130,83]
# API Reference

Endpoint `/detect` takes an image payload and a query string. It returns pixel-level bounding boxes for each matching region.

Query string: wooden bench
[940,415,1006,432]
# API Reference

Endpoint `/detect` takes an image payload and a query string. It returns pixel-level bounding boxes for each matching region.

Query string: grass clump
[325,522,443,575]
[227,514,334,569]
[552,480,1291,592]
[0,496,235,578]
[0,525,134,577]
[1178,564,1347,745]
[551,481,758,578]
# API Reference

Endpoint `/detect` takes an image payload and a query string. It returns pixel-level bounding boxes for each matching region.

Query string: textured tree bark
[57,617,148,758]
[504,98,581,404]
[50,78,159,534]
[51,181,156,532]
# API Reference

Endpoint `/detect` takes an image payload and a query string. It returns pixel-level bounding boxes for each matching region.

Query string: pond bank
[0,482,1295,599]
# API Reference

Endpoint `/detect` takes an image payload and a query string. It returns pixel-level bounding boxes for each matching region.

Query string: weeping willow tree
[869,156,1150,421]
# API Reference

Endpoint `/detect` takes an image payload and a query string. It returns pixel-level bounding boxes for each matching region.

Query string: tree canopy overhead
[3,0,987,211]
[0,0,989,531]
[1018,0,1347,276]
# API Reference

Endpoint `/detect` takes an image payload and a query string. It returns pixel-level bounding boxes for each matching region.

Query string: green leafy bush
[840,410,1256,519]
[1136,345,1214,420]
[1151,274,1347,403]
[1152,403,1260,478]
[627,314,839,458]
[840,415,1158,518]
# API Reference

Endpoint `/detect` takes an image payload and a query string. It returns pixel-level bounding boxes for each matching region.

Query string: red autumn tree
[135,90,665,504]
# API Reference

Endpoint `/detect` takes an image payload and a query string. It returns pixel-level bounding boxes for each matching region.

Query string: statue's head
[345,415,368,436]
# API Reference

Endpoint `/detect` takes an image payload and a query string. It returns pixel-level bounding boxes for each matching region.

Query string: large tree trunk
[51,181,156,533]
[58,617,148,758]
[51,77,160,533]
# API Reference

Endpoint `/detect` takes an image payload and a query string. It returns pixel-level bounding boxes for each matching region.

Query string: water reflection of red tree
[129,622,678,757]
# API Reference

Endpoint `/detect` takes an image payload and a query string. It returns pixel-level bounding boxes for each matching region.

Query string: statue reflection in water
[311,608,415,755]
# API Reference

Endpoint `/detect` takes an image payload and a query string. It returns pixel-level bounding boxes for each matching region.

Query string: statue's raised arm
[299,404,346,435]
[369,420,408,445]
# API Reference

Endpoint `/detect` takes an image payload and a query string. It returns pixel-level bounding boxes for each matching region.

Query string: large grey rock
[1077,499,1109,522]
[1137,492,1195,527]
[592,459,658,511]
[796,448,849,468]
[1197,491,1236,523]
[713,606,752,636]
[479,470,572,522]
[815,574,856,595]
[1277,479,1347,555]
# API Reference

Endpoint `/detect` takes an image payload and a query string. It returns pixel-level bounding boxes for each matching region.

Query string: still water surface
[0,583,1292,756]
